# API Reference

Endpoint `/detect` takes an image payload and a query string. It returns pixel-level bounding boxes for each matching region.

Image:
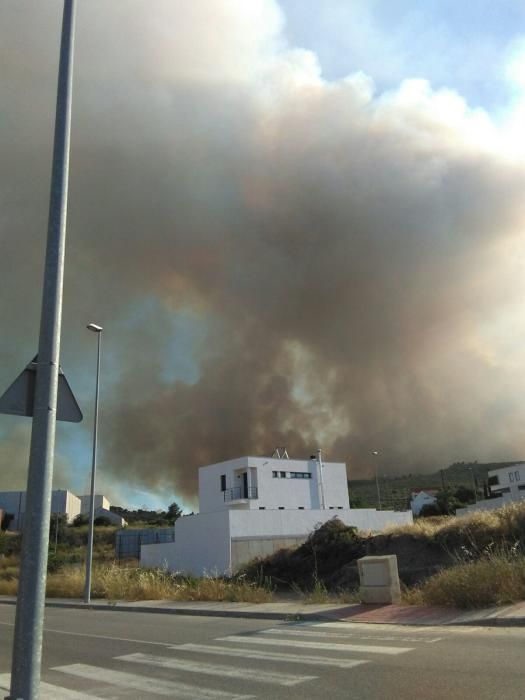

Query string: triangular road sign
[0,356,82,423]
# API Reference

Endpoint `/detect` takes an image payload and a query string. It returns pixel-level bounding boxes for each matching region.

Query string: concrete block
[358,554,401,605]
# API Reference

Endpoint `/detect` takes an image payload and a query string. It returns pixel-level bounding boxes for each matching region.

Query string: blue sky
[280,0,525,114]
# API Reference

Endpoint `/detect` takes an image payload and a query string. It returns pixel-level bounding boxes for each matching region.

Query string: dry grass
[386,501,525,549]
[44,564,274,603]
[0,554,20,595]
[405,551,525,609]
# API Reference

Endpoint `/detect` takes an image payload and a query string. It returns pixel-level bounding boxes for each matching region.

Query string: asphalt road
[0,605,524,699]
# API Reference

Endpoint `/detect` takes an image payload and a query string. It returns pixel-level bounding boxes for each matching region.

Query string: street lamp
[372,450,382,510]
[84,322,103,604]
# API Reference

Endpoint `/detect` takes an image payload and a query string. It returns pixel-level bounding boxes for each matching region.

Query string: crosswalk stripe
[217,635,413,655]
[259,628,441,643]
[0,674,103,699]
[117,652,316,686]
[170,643,370,669]
[52,664,255,700]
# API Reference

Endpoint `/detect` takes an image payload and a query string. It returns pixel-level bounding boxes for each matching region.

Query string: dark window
[516,471,521,482]
[272,471,278,478]
[278,506,285,510]
[488,475,499,486]
[298,506,304,510]
[259,506,266,509]
[509,472,515,483]
[519,485,525,491]
[280,471,286,478]
[220,475,226,491]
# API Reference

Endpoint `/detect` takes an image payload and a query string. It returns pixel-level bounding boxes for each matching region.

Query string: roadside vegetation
[242,501,525,608]
[3,500,525,608]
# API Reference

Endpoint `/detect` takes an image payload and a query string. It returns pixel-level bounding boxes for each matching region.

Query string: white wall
[140,507,413,576]
[141,541,177,569]
[229,508,411,539]
[80,494,110,513]
[141,511,233,575]
[198,457,249,514]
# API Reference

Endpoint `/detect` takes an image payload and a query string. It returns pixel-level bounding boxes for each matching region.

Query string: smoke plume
[2,1,525,504]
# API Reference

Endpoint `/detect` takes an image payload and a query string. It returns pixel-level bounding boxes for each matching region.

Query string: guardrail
[223,486,258,501]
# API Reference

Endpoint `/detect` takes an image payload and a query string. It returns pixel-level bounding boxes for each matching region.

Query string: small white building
[80,494,111,514]
[141,452,413,576]
[0,489,81,530]
[410,489,439,516]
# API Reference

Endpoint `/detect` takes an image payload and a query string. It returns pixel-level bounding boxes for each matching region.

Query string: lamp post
[372,450,382,510]
[468,465,478,503]
[84,323,102,604]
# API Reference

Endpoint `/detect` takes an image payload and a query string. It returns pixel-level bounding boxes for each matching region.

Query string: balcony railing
[224,486,258,502]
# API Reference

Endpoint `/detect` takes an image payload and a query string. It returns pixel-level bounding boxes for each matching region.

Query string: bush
[72,514,89,527]
[241,518,364,591]
[410,550,525,609]
[94,516,112,527]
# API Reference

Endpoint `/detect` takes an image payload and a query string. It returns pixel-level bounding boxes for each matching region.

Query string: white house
[410,488,439,516]
[457,463,525,517]
[141,451,413,576]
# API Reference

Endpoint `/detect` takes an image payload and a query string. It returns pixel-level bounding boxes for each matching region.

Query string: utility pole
[8,3,76,698]
[372,450,382,510]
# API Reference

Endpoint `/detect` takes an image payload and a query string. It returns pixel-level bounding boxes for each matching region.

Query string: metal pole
[372,450,382,510]
[84,328,102,604]
[317,448,326,509]
[469,467,477,503]
[8,3,76,698]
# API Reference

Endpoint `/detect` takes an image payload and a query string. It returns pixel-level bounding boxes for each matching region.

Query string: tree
[454,485,475,505]
[166,502,183,523]
[94,516,112,527]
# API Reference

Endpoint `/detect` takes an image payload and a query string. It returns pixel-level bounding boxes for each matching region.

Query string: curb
[0,598,329,622]
[1,598,524,627]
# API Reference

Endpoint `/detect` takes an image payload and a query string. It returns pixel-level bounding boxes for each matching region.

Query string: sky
[2,1,525,511]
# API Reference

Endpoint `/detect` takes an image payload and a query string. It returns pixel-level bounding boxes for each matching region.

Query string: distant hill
[347,461,523,510]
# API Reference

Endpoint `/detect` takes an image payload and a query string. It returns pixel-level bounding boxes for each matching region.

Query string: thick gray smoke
[2,1,525,503]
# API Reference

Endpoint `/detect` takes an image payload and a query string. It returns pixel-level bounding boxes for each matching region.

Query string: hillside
[347,460,523,510]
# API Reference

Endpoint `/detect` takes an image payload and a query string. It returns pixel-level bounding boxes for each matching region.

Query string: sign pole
[7,2,76,698]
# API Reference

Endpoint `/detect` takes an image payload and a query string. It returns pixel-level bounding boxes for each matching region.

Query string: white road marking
[0,674,104,699]
[52,663,255,700]
[217,635,413,655]
[262,628,442,643]
[117,652,316,686]
[171,643,370,669]
[0,620,173,648]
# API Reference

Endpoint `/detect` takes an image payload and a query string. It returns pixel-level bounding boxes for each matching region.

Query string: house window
[220,475,226,491]
[259,506,266,509]
[516,471,521,482]
[488,475,499,486]
[272,471,278,478]
[298,506,304,510]
[509,472,515,483]
[278,506,285,510]
[280,471,286,478]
